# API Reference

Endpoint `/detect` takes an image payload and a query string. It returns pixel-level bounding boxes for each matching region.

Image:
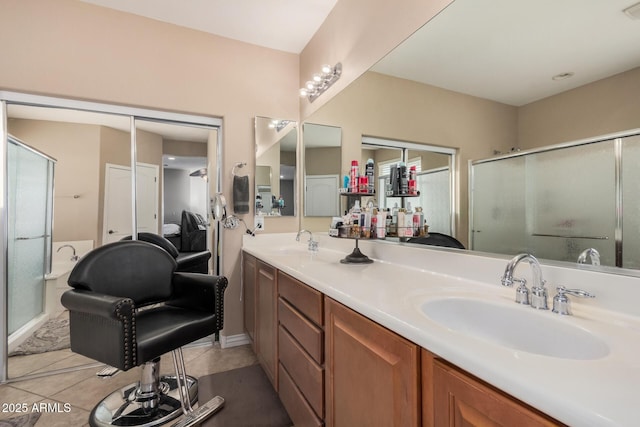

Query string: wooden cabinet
[277,272,325,427]
[325,297,420,427]
[255,260,278,388]
[243,254,564,427]
[242,253,256,346]
[422,349,563,427]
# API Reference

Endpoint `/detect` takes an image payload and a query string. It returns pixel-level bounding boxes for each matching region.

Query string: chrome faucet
[577,248,600,266]
[296,229,318,252]
[57,244,79,262]
[501,253,548,309]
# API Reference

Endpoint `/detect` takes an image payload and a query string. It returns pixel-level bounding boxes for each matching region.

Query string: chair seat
[136,305,216,362]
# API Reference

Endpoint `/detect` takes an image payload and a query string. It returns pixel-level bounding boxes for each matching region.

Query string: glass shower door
[7,138,53,334]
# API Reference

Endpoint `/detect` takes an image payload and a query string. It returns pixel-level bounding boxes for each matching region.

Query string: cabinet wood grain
[242,253,256,346]
[256,260,277,389]
[325,297,420,427]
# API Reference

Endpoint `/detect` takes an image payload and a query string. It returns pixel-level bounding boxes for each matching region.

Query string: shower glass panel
[7,138,54,334]
[471,156,526,254]
[527,141,615,265]
[622,135,640,269]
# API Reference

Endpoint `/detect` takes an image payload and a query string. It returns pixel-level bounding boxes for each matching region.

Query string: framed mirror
[254,116,297,217]
[1,93,222,382]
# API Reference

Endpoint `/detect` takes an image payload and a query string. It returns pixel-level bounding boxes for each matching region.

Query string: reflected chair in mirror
[121,232,211,274]
[61,240,227,427]
[407,232,466,249]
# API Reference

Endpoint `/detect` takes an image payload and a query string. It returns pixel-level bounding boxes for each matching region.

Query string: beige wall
[300,0,455,119]
[518,67,640,149]
[305,147,341,175]
[1,0,299,338]
[303,71,518,242]
[8,119,101,243]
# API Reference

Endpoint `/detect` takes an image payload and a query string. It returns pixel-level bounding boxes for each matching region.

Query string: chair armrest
[61,289,135,320]
[169,273,228,330]
[61,289,137,370]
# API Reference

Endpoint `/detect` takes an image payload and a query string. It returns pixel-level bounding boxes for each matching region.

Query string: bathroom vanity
[242,233,640,426]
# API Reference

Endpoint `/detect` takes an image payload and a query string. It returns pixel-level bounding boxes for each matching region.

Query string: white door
[136,163,159,234]
[103,163,159,244]
[305,175,340,217]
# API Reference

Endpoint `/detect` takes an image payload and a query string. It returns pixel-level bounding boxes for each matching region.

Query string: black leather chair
[61,240,227,427]
[406,232,466,249]
[122,232,211,274]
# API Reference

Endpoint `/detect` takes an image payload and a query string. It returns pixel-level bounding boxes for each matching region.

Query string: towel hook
[232,162,247,177]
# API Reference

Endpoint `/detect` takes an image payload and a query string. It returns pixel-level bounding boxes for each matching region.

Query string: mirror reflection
[304,0,640,273]
[5,104,217,380]
[303,123,342,217]
[254,116,297,217]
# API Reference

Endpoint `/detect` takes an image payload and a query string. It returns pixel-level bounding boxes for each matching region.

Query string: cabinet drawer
[279,325,324,418]
[279,362,323,427]
[278,271,323,325]
[279,297,323,364]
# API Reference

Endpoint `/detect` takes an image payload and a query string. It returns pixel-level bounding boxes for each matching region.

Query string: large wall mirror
[303,0,640,275]
[254,116,297,217]
[1,94,221,381]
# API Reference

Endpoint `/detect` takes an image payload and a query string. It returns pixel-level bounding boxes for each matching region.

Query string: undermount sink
[421,297,609,360]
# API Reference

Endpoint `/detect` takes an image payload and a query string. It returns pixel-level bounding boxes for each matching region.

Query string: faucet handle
[530,280,549,310]
[552,286,595,315]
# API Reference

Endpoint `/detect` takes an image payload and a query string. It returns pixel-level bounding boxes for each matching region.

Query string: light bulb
[305,81,315,90]
[321,64,333,74]
[299,88,308,97]
[313,73,322,82]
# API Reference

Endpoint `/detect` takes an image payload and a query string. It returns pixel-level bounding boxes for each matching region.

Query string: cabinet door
[325,297,420,427]
[242,252,256,346]
[431,355,562,427]
[256,260,278,389]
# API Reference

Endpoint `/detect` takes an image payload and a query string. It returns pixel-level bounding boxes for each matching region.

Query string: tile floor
[0,343,258,427]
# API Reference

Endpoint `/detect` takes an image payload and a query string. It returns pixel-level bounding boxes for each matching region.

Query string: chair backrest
[407,232,466,249]
[121,232,180,258]
[68,240,178,306]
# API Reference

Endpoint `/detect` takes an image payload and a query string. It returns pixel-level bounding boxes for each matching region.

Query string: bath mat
[0,412,41,427]
[9,312,70,356]
[197,364,291,427]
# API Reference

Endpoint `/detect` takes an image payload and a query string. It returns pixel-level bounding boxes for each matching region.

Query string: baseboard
[219,333,251,349]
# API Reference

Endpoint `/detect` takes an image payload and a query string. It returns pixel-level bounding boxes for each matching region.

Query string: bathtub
[8,240,94,352]
[45,240,94,317]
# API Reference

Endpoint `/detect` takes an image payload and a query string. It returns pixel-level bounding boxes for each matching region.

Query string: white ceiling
[372,0,640,106]
[78,0,338,53]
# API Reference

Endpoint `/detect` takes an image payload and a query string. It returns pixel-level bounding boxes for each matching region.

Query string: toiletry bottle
[350,160,359,193]
[391,203,399,236]
[351,200,361,237]
[390,164,399,195]
[363,208,371,238]
[404,203,413,237]
[398,208,407,237]
[413,207,424,236]
[343,174,349,191]
[365,158,375,193]
[371,209,378,238]
[409,165,417,182]
[398,162,408,194]
[385,208,392,237]
[377,211,387,239]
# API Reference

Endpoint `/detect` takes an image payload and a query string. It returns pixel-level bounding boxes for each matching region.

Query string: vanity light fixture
[299,63,342,102]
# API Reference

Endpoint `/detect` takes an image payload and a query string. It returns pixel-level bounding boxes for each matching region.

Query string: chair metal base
[89,375,198,427]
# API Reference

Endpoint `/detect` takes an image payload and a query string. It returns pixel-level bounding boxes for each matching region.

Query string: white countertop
[243,232,640,427]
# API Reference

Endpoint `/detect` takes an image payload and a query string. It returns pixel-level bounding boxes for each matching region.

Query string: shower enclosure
[7,136,54,338]
[470,131,640,269]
